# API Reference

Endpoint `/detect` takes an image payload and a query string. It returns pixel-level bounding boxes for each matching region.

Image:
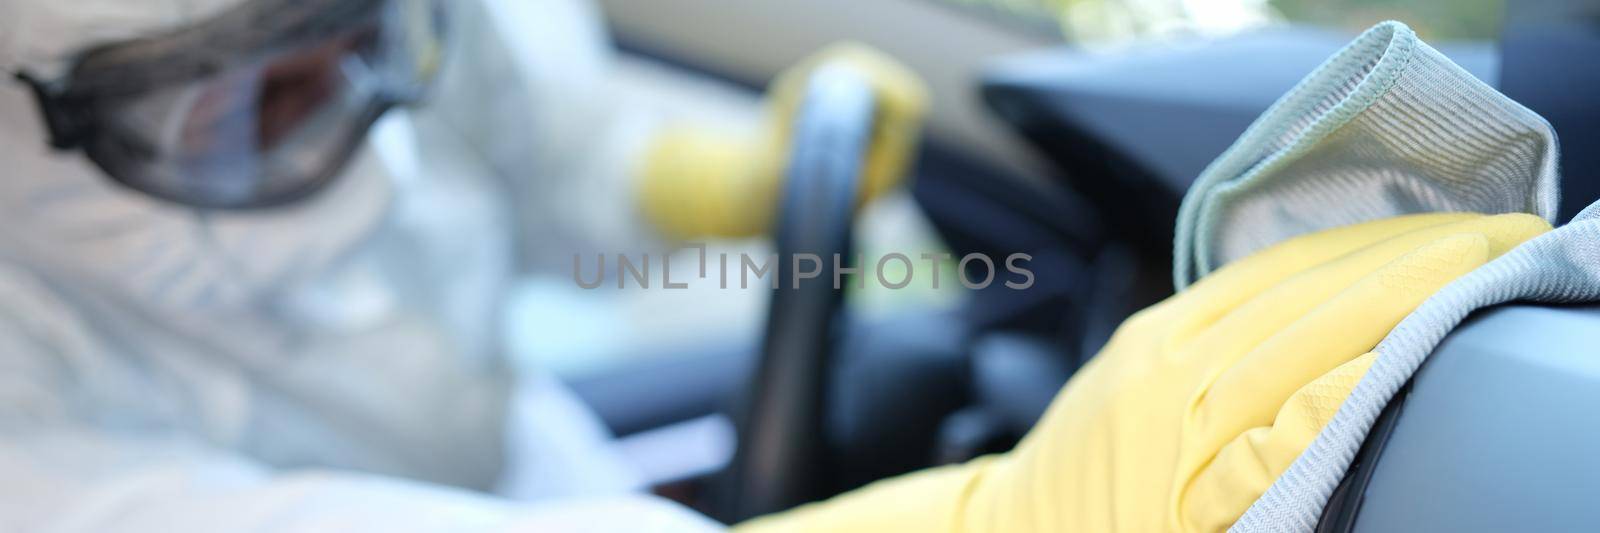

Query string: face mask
[1173,21,1561,290]
[12,0,445,209]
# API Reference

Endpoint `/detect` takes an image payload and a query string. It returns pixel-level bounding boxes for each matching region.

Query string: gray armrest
[1351,304,1600,532]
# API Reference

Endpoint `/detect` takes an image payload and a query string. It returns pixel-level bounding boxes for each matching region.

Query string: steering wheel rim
[719,64,878,522]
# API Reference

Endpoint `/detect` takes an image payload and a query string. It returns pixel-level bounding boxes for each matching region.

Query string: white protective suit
[0,0,718,530]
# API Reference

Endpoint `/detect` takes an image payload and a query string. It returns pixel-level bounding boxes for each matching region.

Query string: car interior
[552,0,1600,528]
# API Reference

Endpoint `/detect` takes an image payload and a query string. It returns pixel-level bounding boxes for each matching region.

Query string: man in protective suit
[0,0,732,529]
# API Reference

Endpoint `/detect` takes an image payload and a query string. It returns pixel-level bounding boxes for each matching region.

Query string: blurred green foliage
[1274,0,1504,40]
[934,0,1505,42]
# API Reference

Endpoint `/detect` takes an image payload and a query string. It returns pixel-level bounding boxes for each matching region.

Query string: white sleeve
[0,427,723,532]
[496,369,648,500]
[415,0,664,273]
[0,265,718,533]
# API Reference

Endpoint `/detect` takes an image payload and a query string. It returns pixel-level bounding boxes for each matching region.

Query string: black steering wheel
[717,64,879,522]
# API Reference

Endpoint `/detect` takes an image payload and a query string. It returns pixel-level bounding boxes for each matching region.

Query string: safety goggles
[14,0,446,209]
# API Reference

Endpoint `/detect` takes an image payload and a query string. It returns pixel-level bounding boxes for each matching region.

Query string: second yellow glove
[638,43,928,239]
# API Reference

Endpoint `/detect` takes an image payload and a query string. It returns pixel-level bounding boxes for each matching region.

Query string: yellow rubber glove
[736,212,1551,533]
[639,43,928,239]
